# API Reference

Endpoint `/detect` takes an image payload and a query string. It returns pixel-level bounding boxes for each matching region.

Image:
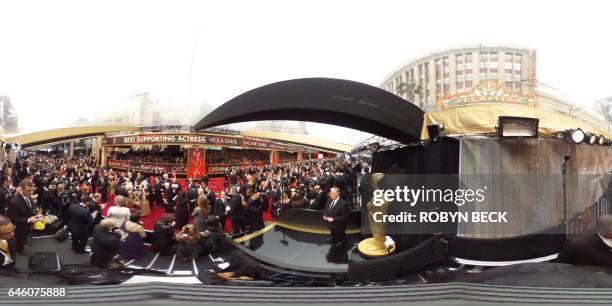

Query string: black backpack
[55,226,70,242]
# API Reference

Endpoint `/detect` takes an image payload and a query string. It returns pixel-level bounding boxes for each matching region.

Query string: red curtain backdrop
[187,148,206,179]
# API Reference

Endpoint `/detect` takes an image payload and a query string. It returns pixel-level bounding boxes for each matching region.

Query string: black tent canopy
[194,78,424,143]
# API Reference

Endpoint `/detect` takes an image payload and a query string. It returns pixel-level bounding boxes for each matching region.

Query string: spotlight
[567,128,585,144]
[497,116,539,138]
[368,142,380,152]
[11,142,20,151]
[584,132,597,145]
[597,135,606,145]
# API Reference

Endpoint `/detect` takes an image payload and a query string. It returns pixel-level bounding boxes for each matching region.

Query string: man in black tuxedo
[65,194,93,254]
[312,185,327,210]
[213,191,229,229]
[19,161,31,182]
[557,214,612,269]
[152,177,163,207]
[187,178,195,190]
[99,176,109,204]
[323,187,349,245]
[0,176,13,215]
[6,179,39,254]
[206,186,217,209]
[227,187,247,234]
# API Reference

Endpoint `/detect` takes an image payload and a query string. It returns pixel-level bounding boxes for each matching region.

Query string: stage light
[597,135,606,145]
[567,128,585,144]
[497,116,539,138]
[584,132,597,145]
[11,142,20,151]
[368,142,380,152]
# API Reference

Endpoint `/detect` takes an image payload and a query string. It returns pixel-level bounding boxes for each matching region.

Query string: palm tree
[396,80,423,102]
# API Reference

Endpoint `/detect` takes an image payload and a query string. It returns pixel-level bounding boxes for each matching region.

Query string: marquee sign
[107,159,187,174]
[437,81,536,109]
[101,133,320,153]
[206,162,265,174]
[107,159,266,175]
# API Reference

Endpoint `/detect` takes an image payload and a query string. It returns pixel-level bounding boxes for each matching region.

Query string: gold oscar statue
[357,173,396,257]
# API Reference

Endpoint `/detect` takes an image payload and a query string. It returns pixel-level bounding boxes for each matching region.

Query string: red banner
[271,151,280,165]
[188,148,206,179]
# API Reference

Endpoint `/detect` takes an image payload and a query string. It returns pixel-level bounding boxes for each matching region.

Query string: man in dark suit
[312,185,327,210]
[557,214,612,268]
[206,186,217,207]
[65,194,93,254]
[90,219,120,269]
[227,187,247,234]
[6,179,39,254]
[19,161,31,182]
[99,176,109,204]
[323,187,349,245]
[213,191,229,229]
[0,176,13,215]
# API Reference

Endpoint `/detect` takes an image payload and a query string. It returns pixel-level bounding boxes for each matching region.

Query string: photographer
[90,219,120,269]
[286,190,308,209]
[244,186,265,231]
[65,193,93,254]
[152,214,175,256]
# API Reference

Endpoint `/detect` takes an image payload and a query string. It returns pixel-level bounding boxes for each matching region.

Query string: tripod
[561,154,570,237]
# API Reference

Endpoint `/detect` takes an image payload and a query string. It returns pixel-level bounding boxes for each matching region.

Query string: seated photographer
[310,185,327,210]
[198,215,221,255]
[91,219,121,269]
[175,224,200,261]
[286,190,308,209]
[152,214,176,256]
[0,215,16,267]
[557,214,612,268]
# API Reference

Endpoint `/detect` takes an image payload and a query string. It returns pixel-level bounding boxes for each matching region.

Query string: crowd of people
[113,149,185,164]
[0,149,373,281]
[205,148,269,165]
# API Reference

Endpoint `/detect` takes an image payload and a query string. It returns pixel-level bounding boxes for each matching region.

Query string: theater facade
[100,130,339,178]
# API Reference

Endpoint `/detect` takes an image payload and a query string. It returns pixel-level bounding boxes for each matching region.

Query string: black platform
[235,224,362,274]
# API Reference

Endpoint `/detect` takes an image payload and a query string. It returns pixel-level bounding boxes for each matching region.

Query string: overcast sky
[1,0,611,142]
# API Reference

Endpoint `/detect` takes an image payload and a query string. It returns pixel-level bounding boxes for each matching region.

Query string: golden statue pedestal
[357,236,396,258]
